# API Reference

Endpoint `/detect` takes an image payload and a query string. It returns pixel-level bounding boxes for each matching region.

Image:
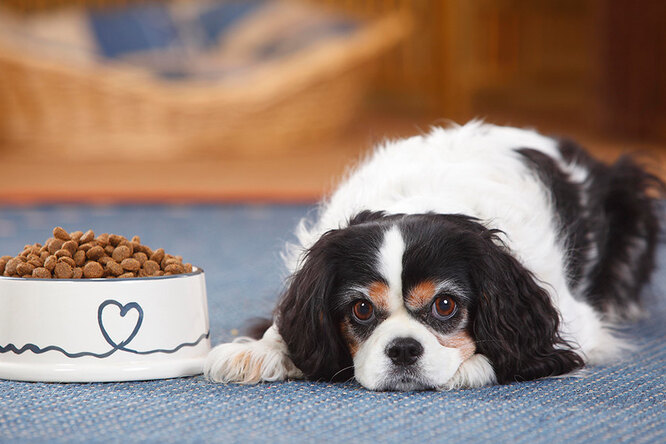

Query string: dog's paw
[204,325,303,384]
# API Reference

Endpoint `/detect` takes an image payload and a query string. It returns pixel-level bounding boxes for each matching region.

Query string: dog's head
[276,211,583,390]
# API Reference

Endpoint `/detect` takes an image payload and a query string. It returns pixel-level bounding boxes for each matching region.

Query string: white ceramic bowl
[0,268,210,382]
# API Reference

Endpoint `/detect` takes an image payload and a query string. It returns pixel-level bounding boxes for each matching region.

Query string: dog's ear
[275,230,353,381]
[470,234,585,383]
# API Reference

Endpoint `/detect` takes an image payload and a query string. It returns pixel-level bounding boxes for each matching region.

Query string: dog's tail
[586,154,663,320]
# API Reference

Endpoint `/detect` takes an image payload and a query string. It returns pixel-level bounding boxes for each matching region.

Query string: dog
[205,122,661,390]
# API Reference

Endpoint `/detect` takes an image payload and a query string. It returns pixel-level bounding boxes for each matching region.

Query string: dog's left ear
[275,229,353,381]
[470,234,585,383]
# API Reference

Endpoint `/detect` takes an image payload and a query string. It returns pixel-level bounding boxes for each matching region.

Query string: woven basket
[0,9,409,160]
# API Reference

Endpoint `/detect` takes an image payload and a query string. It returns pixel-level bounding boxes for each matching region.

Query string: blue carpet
[0,204,664,443]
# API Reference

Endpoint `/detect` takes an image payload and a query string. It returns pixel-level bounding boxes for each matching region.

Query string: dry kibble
[121,258,141,272]
[32,267,51,279]
[105,260,124,276]
[62,240,78,255]
[143,260,160,275]
[150,248,165,264]
[47,238,65,255]
[133,252,148,266]
[73,250,86,267]
[28,258,43,268]
[109,234,123,247]
[3,229,191,279]
[112,245,131,262]
[98,256,113,265]
[17,262,35,276]
[86,246,105,261]
[97,233,110,246]
[58,256,76,268]
[80,230,95,243]
[118,240,134,255]
[53,227,71,241]
[53,262,73,279]
[164,263,185,274]
[44,255,57,272]
[55,249,72,259]
[83,262,104,278]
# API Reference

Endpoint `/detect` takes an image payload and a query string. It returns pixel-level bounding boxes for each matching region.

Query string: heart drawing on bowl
[97,300,144,350]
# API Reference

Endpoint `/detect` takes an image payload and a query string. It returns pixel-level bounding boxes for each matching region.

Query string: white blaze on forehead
[377,225,405,312]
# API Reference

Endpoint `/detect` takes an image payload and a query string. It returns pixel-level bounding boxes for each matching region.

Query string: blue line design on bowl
[0,299,209,358]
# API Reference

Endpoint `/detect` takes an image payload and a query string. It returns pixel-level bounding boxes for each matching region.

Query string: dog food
[0,227,193,279]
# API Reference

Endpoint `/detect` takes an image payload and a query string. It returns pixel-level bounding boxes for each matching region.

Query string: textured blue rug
[0,204,664,443]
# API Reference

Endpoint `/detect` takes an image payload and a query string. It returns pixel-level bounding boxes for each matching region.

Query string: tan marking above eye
[406,280,438,309]
[367,281,390,311]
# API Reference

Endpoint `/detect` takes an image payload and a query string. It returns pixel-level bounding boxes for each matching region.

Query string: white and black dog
[205,122,661,390]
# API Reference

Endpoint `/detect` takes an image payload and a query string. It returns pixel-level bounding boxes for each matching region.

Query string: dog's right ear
[275,229,353,381]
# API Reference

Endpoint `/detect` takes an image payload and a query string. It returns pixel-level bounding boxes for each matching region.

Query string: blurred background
[1,0,665,204]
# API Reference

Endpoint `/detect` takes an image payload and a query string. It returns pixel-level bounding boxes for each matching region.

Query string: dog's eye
[352,300,374,322]
[432,296,456,320]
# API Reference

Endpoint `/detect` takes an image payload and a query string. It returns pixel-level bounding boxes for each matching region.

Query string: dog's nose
[386,337,424,366]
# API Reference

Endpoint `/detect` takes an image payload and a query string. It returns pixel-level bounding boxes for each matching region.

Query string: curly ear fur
[275,230,353,381]
[471,233,585,383]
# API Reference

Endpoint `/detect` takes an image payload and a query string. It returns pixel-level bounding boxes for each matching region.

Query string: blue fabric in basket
[85,0,359,80]
[0,204,664,443]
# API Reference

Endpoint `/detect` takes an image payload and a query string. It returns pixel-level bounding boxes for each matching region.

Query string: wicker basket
[0,7,409,160]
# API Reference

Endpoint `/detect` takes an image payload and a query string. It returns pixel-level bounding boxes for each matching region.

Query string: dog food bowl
[0,268,210,382]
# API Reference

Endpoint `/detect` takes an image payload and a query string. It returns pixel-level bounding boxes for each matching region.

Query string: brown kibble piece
[143,260,160,275]
[17,262,35,276]
[184,263,193,273]
[44,255,57,271]
[109,234,123,246]
[86,246,105,261]
[80,230,95,243]
[54,262,73,279]
[55,249,72,259]
[97,233,110,246]
[32,267,51,279]
[133,252,147,265]
[83,262,104,278]
[40,251,49,261]
[28,258,43,268]
[98,256,113,265]
[72,267,83,279]
[118,240,134,255]
[120,258,141,272]
[112,245,131,262]
[70,231,83,242]
[132,235,141,243]
[118,272,135,278]
[164,263,185,274]
[53,227,71,241]
[0,258,6,275]
[62,240,78,255]
[5,258,20,276]
[150,248,165,264]
[73,250,86,266]
[105,260,124,276]
[58,256,76,268]
[47,238,65,255]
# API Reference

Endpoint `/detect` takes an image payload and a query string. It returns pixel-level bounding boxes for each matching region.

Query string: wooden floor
[0,109,664,204]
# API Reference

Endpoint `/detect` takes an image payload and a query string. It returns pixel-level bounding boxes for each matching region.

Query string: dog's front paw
[204,326,303,384]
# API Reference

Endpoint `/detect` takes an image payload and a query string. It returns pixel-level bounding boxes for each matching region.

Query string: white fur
[205,325,302,384]
[207,122,625,389]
